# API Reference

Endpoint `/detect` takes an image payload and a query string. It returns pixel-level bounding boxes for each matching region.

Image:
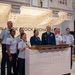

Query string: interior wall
[74,10,75,20]
[60,20,74,34]
[6,0,30,3]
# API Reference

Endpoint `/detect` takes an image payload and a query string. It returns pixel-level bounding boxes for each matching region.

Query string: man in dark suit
[42,25,56,45]
[30,29,41,46]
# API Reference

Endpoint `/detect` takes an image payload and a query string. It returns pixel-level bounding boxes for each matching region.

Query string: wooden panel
[72,54,75,61]
[63,73,71,75]
[30,44,69,50]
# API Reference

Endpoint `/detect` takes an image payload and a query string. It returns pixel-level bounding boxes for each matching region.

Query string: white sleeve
[16,36,19,42]
[59,36,63,41]
[6,38,11,45]
[62,35,66,42]
[18,42,22,50]
[0,30,5,39]
[71,35,74,41]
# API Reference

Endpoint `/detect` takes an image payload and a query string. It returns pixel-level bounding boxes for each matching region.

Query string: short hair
[54,28,57,31]
[10,29,15,33]
[19,27,23,30]
[66,27,70,31]
[7,21,13,25]
[33,29,37,34]
[21,33,26,39]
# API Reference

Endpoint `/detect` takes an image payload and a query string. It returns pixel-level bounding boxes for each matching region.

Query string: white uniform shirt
[16,35,27,43]
[55,34,63,45]
[16,35,22,43]
[6,35,17,54]
[18,40,27,59]
[63,34,74,44]
[0,28,10,44]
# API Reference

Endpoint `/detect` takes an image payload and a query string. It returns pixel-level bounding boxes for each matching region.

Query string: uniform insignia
[20,39,22,41]
[45,35,46,37]
[2,28,6,31]
[35,39,37,41]
[8,35,10,38]
[51,34,53,36]
[56,35,58,38]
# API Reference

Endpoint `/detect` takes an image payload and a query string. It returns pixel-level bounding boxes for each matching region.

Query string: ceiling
[0,0,75,20]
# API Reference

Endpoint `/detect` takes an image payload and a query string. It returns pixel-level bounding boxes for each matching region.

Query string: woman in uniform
[18,33,29,75]
[6,29,17,75]
[30,29,41,46]
[16,27,24,74]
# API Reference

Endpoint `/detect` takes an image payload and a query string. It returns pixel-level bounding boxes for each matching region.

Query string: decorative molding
[58,0,67,6]
[67,12,73,20]
[0,0,30,12]
[50,0,53,2]
[40,0,43,7]
[50,7,73,13]
[72,2,75,10]
[53,10,59,17]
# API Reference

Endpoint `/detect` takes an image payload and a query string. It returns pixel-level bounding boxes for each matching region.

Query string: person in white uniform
[54,28,63,45]
[63,28,74,46]
[16,27,24,74]
[57,28,61,35]
[6,29,18,75]
[18,33,29,75]
[0,21,13,75]
[63,27,74,69]
[16,28,24,43]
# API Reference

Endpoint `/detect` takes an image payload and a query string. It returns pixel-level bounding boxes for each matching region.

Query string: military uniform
[18,40,27,75]
[30,35,41,46]
[63,34,74,44]
[6,35,17,75]
[0,28,10,75]
[55,34,63,45]
[16,35,22,43]
[42,32,56,45]
[16,35,22,74]
[63,34,74,69]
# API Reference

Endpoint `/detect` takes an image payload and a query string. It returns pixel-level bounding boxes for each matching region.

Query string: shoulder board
[17,35,20,37]
[8,35,10,38]
[2,28,6,31]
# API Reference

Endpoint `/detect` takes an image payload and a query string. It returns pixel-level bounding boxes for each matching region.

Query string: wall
[60,20,74,34]
[6,0,30,3]
[74,10,75,20]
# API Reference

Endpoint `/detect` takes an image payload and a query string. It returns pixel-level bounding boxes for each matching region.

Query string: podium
[25,45,71,75]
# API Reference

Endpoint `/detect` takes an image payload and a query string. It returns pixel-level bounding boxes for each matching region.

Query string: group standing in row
[0,21,74,75]
[30,25,74,46]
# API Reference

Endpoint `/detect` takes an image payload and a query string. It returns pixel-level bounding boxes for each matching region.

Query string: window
[58,0,67,6]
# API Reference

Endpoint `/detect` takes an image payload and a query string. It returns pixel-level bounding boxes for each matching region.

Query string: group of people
[0,21,74,75]
[0,21,28,75]
[30,26,74,46]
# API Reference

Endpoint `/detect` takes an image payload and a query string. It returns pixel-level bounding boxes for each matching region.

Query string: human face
[34,30,39,36]
[66,28,70,34]
[57,28,60,34]
[22,34,27,40]
[10,29,16,37]
[7,21,13,29]
[19,28,24,35]
[46,26,51,32]
[54,28,58,35]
